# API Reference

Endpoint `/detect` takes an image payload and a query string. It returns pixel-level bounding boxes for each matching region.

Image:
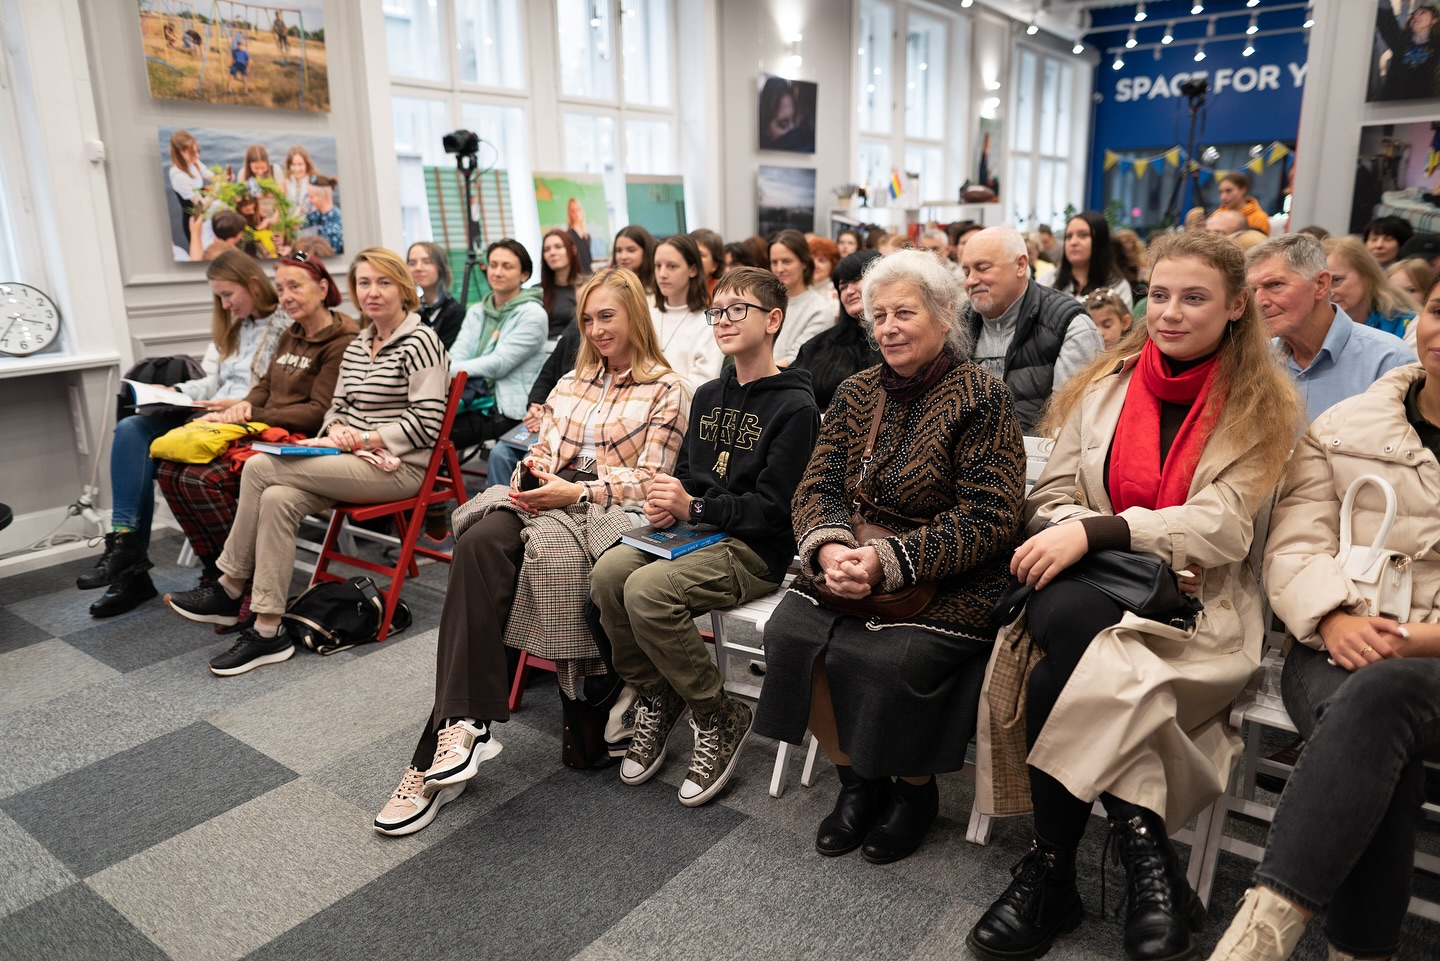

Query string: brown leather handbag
[813,394,938,622]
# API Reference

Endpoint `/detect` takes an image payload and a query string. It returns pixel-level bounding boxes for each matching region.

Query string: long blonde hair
[1324,235,1415,320]
[205,250,279,360]
[1042,231,1301,493]
[573,268,672,384]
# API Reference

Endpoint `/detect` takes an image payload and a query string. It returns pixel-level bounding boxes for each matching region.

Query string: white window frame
[0,30,43,286]
[1006,39,1091,232]
[852,0,964,208]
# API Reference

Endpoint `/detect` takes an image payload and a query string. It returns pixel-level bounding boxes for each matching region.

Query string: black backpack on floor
[118,355,206,421]
[282,576,411,655]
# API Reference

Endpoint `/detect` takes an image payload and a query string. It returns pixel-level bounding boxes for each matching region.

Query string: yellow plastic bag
[149,421,269,464]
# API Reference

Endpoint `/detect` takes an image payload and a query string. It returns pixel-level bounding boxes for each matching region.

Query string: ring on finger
[1361,645,1374,654]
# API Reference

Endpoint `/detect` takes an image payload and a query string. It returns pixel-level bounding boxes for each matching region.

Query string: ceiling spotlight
[1247,0,1259,6]
[1247,14,1258,34]
[1193,41,1206,61]
[1243,41,1255,56]
[1191,3,1204,14]
[1303,15,1315,28]
[1073,41,1084,54]
[1026,19,1039,35]
[1112,54,1125,70]
[1126,28,1137,48]
[1161,22,1174,44]
[961,0,973,6]
[1135,2,1147,21]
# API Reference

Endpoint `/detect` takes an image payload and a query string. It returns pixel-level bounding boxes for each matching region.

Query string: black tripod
[454,148,485,309]
[1163,81,1209,227]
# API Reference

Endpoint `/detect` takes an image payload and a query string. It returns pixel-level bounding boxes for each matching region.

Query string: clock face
[0,283,62,357]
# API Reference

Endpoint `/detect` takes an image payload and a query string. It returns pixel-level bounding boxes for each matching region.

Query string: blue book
[621,523,726,560]
[248,442,342,456]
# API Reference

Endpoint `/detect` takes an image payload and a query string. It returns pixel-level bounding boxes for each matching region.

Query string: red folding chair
[310,372,469,641]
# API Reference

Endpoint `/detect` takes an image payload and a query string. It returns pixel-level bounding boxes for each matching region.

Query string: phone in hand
[518,463,541,491]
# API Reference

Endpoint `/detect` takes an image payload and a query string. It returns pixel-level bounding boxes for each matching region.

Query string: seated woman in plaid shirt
[375,267,689,836]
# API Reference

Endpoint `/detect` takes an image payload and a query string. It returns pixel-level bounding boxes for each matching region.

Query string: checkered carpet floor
[2,532,1437,961]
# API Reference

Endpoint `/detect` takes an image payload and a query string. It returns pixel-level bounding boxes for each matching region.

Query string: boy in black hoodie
[590,267,820,807]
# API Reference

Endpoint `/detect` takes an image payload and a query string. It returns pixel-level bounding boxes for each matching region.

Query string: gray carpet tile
[0,809,75,919]
[243,770,747,961]
[88,779,415,961]
[0,882,169,961]
[206,629,441,774]
[0,605,52,655]
[0,674,190,799]
[0,549,101,606]
[1,721,297,877]
[60,594,228,673]
[0,637,119,715]
[594,818,952,961]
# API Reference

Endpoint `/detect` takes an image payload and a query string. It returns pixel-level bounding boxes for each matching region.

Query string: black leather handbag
[990,549,1203,631]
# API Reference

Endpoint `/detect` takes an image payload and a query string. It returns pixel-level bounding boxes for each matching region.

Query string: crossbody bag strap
[853,391,887,505]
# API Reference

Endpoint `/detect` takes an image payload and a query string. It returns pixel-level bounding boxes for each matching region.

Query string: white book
[123,379,200,412]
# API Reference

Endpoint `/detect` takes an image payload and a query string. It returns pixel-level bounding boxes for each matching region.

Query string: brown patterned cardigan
[790,360,1027,640]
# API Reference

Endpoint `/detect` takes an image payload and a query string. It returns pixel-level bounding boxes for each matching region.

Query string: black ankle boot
[860,775,938,864]
[968,837,1083,961]
[77,531,151,590]
[816,765,889,857]
[1104,804,1205,961]
[90,570,158,618]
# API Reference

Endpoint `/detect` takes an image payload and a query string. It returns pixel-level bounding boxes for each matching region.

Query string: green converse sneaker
[619,686,688,785]
[677,695,753,807]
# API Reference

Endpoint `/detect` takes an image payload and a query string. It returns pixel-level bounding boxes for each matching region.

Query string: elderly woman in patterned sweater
[373,267,688,837]
[164,248,450,677]
[752,249,1028,865]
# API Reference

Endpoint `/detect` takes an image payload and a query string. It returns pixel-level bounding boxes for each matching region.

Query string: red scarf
[1108,340,1220,514]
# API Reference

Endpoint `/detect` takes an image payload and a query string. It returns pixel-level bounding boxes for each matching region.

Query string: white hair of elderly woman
[859,248,974,358]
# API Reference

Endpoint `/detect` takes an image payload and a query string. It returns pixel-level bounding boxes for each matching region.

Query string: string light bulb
[1073,41,1084,54]
[1193,41,1206,61]
[1113,53,1125,70]
[1191,2,1204,14]
[1247,14,1258,34]
[1243,40,1256,56]
[1135,1,1147,21]
[1026,18,1039,35]
[1161,23,1174,44]
[1126,27,1137,48]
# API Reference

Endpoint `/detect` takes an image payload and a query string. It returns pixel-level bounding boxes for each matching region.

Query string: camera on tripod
[1179,78,1209,101]
[443,129,481,159]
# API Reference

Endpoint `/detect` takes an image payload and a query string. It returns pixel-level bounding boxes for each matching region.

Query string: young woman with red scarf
[967,231,1302,961]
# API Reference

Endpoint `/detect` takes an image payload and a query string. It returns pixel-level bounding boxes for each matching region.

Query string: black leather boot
[816,765,890,856]
[860,775,938,864]
[77,531,151,590]
[1105,803,1205,961]
[90,570,158,618]
[967,837,1083,961]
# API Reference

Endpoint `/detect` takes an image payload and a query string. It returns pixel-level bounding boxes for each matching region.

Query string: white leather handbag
[1337,474,1413,621]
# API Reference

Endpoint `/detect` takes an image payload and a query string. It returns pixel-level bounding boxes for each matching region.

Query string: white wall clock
[0,283,62,356]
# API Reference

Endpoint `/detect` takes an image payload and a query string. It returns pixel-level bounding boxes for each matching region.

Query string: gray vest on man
[962,281,1087,433]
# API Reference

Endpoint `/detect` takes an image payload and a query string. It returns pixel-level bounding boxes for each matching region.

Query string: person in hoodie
[590,266,820,808]
[449,238,549,446]
[155,253,358,601]
[791,249,884,410]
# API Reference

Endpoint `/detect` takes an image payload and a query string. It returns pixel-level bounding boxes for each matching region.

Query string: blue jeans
[484,442,524,490]
[1253,643,1440,957]
[109,412,187,551]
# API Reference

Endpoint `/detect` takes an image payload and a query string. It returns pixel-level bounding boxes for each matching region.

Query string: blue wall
[1084,0,1310,213]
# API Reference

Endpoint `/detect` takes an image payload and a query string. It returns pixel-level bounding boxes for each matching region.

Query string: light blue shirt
[1276,305,1416,423]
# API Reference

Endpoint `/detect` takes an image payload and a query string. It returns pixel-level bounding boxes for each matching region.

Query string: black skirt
[752,591,992,779]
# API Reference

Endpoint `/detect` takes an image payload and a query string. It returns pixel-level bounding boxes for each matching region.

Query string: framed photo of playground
[136,0,330,112]
[159,126,342,262]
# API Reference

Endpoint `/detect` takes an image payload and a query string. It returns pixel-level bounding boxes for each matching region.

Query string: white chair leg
[1194,794,1229,907]
[769,740,791,798]
[799,733,821,787]
[176,539,197,568]
[1184,801,1214,895]
[967,804,994,845]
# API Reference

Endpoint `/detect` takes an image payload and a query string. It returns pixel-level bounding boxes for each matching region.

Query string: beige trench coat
[976,355,1277,833]
[1264,364,1440,646]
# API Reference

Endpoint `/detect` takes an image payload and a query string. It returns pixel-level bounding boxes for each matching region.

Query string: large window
[854,1,960,207]
[1008,47,1079,231]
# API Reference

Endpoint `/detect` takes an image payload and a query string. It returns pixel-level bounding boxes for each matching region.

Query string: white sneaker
[423,720,503,787]
[605,684,639,757]
[1206,887,1308,961]
[373,766,464,836]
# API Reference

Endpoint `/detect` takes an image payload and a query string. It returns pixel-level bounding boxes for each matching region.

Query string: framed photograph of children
[136,1,330,112]
[757,74,817,153]
[159,126,342,263]
[757,165,817,235]
[1368,0,1440,102]
[534,173,612,268]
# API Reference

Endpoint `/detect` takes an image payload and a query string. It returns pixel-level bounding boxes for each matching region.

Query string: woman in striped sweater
[165,247,451,677]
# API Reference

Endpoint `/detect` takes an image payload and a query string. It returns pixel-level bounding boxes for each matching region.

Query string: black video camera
[1178,78,1209,100]
[443,129,480,158]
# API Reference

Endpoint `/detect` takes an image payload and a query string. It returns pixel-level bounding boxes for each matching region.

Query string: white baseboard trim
[0,507,102,577]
